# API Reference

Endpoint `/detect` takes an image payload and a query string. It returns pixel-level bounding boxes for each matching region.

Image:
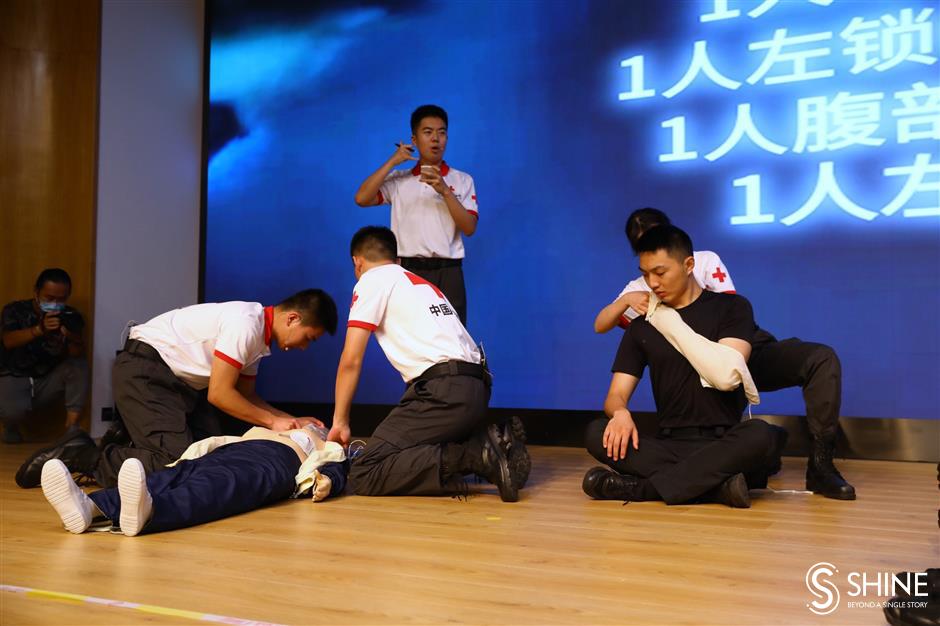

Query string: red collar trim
[263,306,274,346]
[411,161,450,177]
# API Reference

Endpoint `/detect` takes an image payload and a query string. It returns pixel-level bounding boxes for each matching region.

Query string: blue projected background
[205,0,940,420]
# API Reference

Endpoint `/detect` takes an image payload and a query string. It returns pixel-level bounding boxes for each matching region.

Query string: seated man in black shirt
[595,207,853,500]
[0,269,88,443]
[583,225,785,508]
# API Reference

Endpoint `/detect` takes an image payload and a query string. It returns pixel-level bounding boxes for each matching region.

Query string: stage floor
[1,442,935,625]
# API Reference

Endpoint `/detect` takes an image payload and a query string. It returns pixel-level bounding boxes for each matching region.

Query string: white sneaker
[40,459,94,533]
[117,458,152,537]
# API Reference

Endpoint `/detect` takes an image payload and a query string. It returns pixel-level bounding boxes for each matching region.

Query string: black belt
[399,256,463,270]
[123,338,164,362]
[411,360,485,385]
[658,425,727,438]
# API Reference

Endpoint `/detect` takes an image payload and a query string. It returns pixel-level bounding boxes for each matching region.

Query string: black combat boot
[581,466,640,501]
[695,472,752,508]
[805,436,856,500]
[97,419,132,451]
[16,428,99,489]
[476,423,520,502]
[443,424,523,502]
[711,473,751,508]
[884,568,940,626]
[504,416,531,488]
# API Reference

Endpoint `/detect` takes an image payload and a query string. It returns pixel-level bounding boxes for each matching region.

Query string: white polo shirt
[129,302,273,389]
[348,263,480,382]
[615,250,736,326]
[377,161,478,259]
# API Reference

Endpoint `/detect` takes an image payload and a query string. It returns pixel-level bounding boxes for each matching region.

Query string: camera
[57,310,84,333]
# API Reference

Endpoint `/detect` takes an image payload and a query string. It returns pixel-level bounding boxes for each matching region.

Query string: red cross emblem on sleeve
[712,267,727,283]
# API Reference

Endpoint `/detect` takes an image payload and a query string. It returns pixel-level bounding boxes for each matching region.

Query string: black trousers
[97,340,242,487]
[585,417,785,504]
[749,330,841,439]
[399,258,467,326]
[349,374,489,496]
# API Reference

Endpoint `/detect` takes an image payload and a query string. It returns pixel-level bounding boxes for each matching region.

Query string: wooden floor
[0,441,936,626]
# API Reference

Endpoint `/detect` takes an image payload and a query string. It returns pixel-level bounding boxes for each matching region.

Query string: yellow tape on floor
[2,584,285,625]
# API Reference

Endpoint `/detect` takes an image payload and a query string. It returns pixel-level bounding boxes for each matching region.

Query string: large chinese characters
[617,0,939,226]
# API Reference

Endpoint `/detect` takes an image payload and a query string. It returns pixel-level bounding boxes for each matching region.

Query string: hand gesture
[623,291,650,316]
[295,417,326,429]
[603,409,639,461]
[327,423,351,447]
[41,313,62,334]
[269,416,317,432]
[419,165,448,196]
[390,142,417,166]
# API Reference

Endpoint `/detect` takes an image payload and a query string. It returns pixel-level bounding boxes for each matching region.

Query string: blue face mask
[38,301,65,314]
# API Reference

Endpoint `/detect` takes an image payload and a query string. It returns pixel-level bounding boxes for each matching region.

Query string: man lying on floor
[583,225,786,508]
[40,423,346,536]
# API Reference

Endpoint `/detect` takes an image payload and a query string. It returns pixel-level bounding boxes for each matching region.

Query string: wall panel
[0,0,101,431]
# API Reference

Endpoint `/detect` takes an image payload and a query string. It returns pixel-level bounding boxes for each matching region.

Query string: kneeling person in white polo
[328,226,528,502]
[16,289,338,489]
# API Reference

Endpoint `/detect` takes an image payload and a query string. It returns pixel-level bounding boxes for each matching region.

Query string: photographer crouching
[0,268,88,443]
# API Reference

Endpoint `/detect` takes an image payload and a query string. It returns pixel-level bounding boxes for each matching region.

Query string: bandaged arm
[645,292,760,404]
